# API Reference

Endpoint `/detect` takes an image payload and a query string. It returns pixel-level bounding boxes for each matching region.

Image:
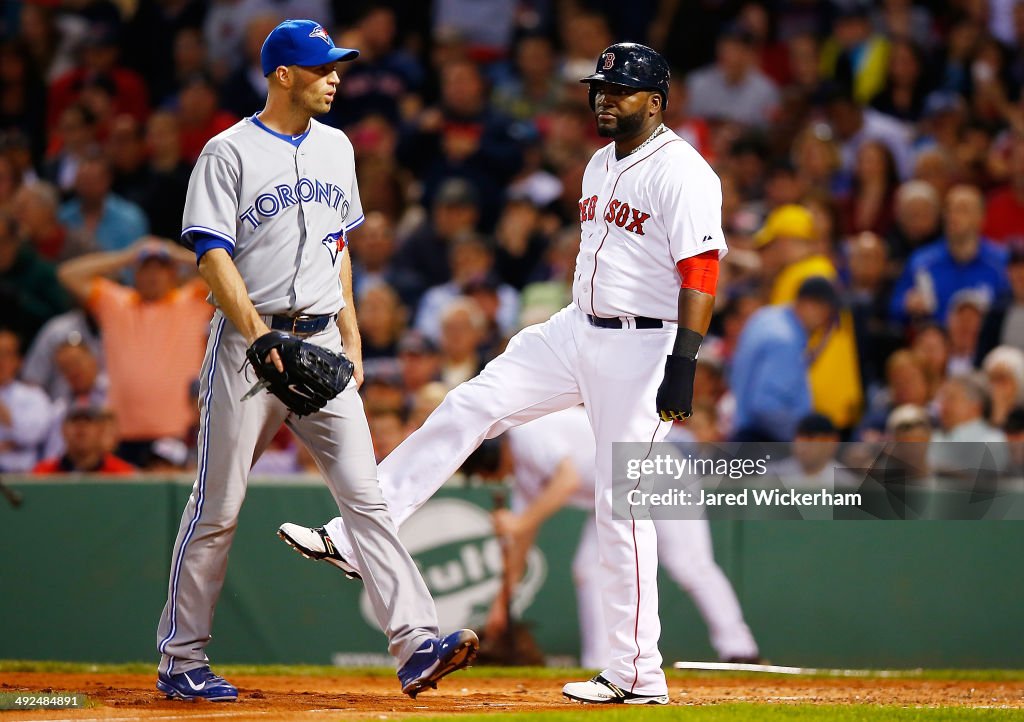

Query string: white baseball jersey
[181,116,364,316]
[320,123,737,697]
[506,406,596,513]
[574,129,727,320]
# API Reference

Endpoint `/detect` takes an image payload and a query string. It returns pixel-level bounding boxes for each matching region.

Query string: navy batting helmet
[580,43,671,110]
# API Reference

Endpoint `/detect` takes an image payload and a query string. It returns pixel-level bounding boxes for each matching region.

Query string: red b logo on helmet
[602,52,615,70]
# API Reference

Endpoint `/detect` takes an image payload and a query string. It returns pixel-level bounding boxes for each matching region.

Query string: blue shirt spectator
[58,153,149,253]
[889,238,1008,323]
[889,185,1009,324]
[730,277,841,442]
[730,305,813,442]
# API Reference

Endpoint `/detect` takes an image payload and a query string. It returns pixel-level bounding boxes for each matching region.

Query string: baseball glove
[245,330,354,416]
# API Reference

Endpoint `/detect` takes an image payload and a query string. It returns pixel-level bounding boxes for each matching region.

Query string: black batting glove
[655,354,696,422]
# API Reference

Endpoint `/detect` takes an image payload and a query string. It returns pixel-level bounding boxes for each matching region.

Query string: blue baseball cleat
[157,665,238,701]
[398,629,479,698]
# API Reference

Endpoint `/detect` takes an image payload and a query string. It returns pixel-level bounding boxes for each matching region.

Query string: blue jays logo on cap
[308,24,331,44]
[260,19,360,77]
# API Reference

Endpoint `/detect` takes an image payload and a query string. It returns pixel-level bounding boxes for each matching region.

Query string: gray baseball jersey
[181,116,364,315]
[157,115,438,678]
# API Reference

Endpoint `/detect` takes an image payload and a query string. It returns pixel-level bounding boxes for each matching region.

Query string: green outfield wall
[1,476,1021,668]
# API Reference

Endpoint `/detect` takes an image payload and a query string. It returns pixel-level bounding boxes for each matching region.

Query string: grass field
[1,661,1021,721]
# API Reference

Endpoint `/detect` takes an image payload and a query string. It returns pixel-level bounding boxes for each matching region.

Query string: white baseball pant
[326,305,675,695]
[573,516,759,666]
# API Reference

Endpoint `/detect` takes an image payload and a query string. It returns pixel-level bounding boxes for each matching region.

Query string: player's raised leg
[289,307,585,574]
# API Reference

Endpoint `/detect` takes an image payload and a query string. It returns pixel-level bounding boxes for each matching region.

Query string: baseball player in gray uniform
[155,19,477,702]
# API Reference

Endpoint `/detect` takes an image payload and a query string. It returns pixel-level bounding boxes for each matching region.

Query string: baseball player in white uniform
[280,42,725,704]
[155,20,476,702]
[489,406,759,667]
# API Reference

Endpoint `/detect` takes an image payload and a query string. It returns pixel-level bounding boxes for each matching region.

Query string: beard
[596,106,647,139]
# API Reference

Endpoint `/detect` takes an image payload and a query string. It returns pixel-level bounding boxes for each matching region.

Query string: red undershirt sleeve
[676,250,719,295]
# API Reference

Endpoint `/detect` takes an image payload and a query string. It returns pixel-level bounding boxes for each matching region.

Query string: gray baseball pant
[156,311,438,674]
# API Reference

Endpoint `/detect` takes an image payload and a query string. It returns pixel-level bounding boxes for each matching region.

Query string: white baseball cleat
[562,675,669,705]
[277,523,361,579]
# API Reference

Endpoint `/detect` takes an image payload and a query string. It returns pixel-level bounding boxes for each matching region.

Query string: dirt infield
[2,671,1023,721]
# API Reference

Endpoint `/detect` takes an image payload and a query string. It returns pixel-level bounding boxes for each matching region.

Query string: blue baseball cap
[260,19,359,77]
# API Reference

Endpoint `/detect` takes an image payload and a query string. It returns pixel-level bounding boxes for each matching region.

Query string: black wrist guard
[672,327,704,360]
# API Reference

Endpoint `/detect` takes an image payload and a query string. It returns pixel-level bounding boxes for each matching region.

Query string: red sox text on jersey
[578,194,651,235]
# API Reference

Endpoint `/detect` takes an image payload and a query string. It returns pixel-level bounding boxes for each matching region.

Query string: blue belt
[586,314,663,329]
[270,313,336,335]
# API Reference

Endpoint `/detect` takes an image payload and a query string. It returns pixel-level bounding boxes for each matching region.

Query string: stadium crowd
[3,0,1024,475]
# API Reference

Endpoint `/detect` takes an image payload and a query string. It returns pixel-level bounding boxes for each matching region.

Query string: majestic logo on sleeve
[602,52,615,70]
[309,25,332,45]
[238,178,350,230]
